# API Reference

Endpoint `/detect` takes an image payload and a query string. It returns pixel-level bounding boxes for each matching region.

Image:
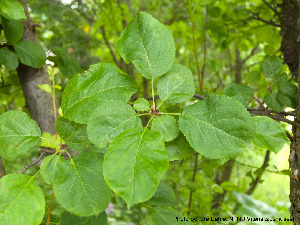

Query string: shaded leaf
[264,92,283,112]
[178,95,255,159]
[147,182,176,207]
[151,115,179,142]
[0,174,45,225]
[13,41,46,68]
[165,132,195,161]
[61,63,137,124]
[253,116,289,153]
[0,110,40,159]
[157,64,195,103]
[103,128,169,208]
[2,17,23,43]
[59,211,107,225]
[223,83,253,107]
[40,155,64,185]
[260,56,282,77]
[118,12,175,79]
[56,117,91,151]
[151,207,192,225]
[53,153,112,216]
[87,100,142,148]
[0,47,19,70]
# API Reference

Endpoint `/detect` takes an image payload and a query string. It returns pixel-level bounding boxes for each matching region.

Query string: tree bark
[17,0,57,135]
[280,0,300,223]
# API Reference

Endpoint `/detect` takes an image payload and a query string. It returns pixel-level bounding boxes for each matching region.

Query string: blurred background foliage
[0,0,293,224]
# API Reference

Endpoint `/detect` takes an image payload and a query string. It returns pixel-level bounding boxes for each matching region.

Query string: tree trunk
[18,0,57,135]
[281,0,300,223]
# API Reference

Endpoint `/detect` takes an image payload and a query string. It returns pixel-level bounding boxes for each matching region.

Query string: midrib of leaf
[153,209,172,224]
[70,160,97,214]
[158,76,183,108]
[137,14,153,78]
[102,115,138,145]
[0,153,58,220]
[129,128,148,204]
[183,114,245,144]
[64,85,131,116]
[156,117,172,138]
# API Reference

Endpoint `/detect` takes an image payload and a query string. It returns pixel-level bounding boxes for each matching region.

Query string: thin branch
[100,26,121,68]
[19,152,46,174]
[247,108,294,125]
[253,96,265,109]
[188,0,202,91]
[242,46,259,64]
[246,150,270,195]
[0,157,6,178]
[200,6,208,90]
[234,160,286,175]
[187,153,199,215]
[262,0,281,19]
[248,12,281,27]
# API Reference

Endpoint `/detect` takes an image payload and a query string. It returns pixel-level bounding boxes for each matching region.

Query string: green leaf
[151,207,192,225]
[103,128,169,208]
[118,12,175,79]
[165,132,195,161]
[38,84,52,94]
[40,132,63,150]
[13,41,46,68]
[0,47,19,70]
[40,155,64,185]
[53,152,112,216]
[277,81,297,108]
[223,83,254,107]
[0,174,45,225]
[133,98,150,111]
[260,56,282,77]
[253,116,289,153]
[220,181,240,191]
[1,17,23,43]
[157,64,195,103]
[56,117,91,151]
[87,100,142,148]
[0,0,26,20]
[51,49,81,78]
[264,92,283,112]
[178,95,255,159]
[0,110,41,159]
[212,184,223,193]
[59,211,107,225]
[245,70,261,85]
[61,63,137,124]
[151,115,179,142]
[147,182,176,207]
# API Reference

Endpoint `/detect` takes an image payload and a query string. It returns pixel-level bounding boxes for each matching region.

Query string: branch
[200,6,208,90]
[19,152,46,174]
[247,108,294,125]
[246,150,270,195]
[0,157,6,178]
[100,26,121,68]
[262,0,281,19]
[248,12,281,27]
[187,153,199,215]
[242,46,259,64]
